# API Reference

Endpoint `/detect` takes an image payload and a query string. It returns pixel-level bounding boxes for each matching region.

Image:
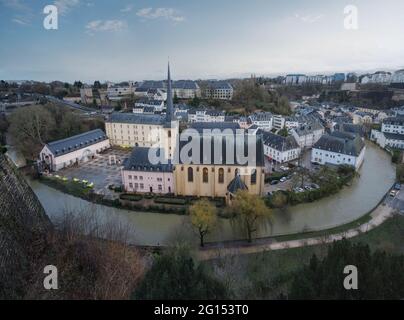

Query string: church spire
[166,61,174,123]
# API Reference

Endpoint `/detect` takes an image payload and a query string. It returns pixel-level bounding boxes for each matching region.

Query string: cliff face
[0,153,52,299]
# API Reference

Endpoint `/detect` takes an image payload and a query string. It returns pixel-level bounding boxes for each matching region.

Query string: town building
[121,147,174,194]
[188,109,225,123]
[133,99,164,113]
[248,112,273,130]
[261,131,301,164]
[205,81,234,100]
[39,129,110,172]
[371,116,404,149]
[291,121,325,149]
[174,132,265,203]
[136,80,201,99]
[105,64,179,159]
[311,132,366,170]
[285,74,307,85]
[272,115,286,130]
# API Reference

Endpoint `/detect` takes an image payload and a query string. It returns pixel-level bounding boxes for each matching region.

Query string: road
[45,95,101,114]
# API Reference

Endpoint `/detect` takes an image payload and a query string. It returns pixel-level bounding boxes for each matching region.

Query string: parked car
[270,180,280,185]
[311,183,320,189]
[394,183,401,190]
[304,186,312,191]
[280,177,287,183]
[390,190,398,197]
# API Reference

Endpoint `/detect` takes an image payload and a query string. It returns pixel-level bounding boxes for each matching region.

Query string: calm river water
[25,141,395,246]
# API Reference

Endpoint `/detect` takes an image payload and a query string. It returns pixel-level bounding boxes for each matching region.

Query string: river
[24,141,395,246]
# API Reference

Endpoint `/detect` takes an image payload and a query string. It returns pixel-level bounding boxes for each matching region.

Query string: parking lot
[58,148,132,197]
[385,185,404,214]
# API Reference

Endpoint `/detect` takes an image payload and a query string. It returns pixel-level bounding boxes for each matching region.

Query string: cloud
[54,0,80,15]
[121,4,134,13]
[86,19,127,35]
[136,7,185,23]
[12,17,29,25]
[0,0,28,11]
[294,13,324,24]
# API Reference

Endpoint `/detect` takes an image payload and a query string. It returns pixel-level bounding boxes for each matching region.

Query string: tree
[189,199,218,247]
[133,245,227,300]
[8,106,56,159]
[231,190,271,243]
[278,126,288,137]
[173,92,179,104]
[289,240,404,299]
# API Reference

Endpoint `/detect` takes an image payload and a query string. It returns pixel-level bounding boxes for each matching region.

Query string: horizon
[1,0,404,82]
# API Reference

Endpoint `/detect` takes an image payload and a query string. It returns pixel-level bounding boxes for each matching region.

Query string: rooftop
[313,132,365,156]
[107,112,165,125]
[46,129,108,157]
[123,147,173,172]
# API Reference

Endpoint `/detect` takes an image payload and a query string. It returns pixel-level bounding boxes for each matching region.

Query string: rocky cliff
[0,153,52,299]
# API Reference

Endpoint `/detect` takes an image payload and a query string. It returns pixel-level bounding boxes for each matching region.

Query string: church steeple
[166,62,174,123]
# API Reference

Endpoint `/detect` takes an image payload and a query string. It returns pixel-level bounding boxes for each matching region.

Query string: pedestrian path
[198,203,394,261]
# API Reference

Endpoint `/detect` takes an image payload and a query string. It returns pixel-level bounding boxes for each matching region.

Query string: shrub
[155,197,187,205]
[120,194,142,202]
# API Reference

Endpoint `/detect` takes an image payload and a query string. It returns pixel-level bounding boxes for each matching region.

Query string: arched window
[188,167,194,182]
[218,168,224,184]
[251,169,257,185]
[203,168,209,183]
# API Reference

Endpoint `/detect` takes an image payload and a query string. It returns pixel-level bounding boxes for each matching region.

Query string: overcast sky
[1,0,404,82]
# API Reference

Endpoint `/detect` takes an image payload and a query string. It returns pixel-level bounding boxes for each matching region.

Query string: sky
[0,0,404,82]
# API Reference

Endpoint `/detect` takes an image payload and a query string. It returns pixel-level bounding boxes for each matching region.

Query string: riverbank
[198,196,395,260]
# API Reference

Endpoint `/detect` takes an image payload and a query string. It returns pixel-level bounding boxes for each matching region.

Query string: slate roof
[293,121,324,136]
[227,175,248,194]
[177,133,265,166]
[383,116,404,126]
[261,131,300,152]
[207,81,233,90]
[335,123,364,136]
[249,112,273,122]
[107,112,165,125]
[383,132,404,141]
[46,129,108,157]
[189,122,241,133]
[123,147,173,172]
[313,132,365,156]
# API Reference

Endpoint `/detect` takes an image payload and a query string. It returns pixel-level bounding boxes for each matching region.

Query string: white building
[291,121,325,149]
[107,82,135,99]
[39,129,110,172]
[285,74,307,85]
[205,81,234,100]
[133,99,164,113]
[360,71,392,84]
[311,132,366,170]
[188,109,225,123]
[272,115,286,130]
[248,112,273,130]
[261,131,301,164]
[371,116,404,150]
[392,70,404,84]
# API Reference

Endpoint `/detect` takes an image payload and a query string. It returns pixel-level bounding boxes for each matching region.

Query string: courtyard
[57,147,132,198]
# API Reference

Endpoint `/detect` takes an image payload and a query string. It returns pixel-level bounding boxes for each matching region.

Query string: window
[218,168,224,184]
[129,183,133,188]
[203,168,209,183]
[188,167,194,182]
[158,185,162,191]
